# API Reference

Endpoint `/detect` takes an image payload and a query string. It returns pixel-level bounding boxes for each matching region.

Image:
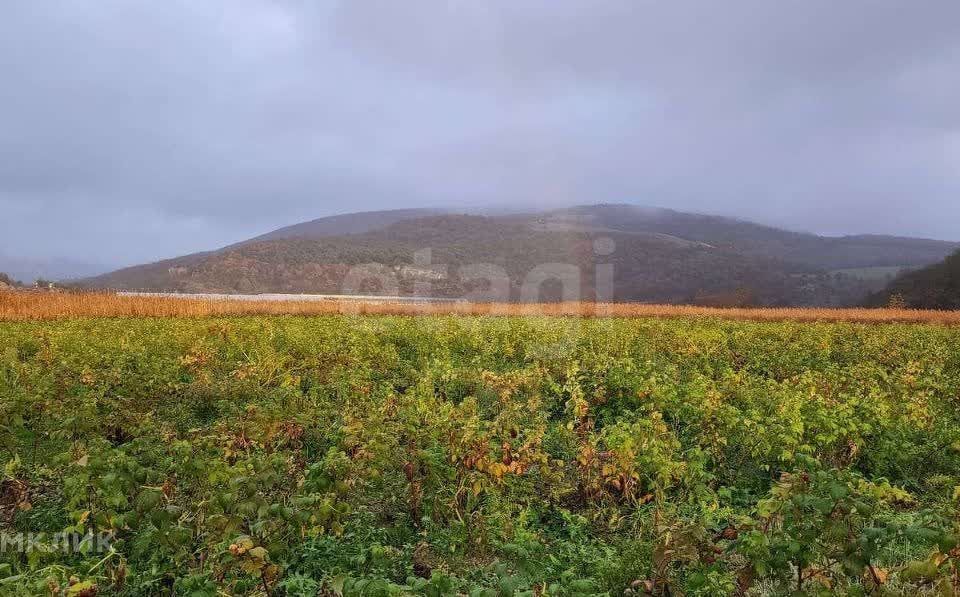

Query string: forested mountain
[79,205,959,306]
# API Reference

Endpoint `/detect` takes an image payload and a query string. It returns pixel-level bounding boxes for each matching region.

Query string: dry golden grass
[2,290,959,324]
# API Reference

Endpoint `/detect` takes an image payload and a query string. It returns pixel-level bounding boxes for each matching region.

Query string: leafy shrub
[0,315,958,594]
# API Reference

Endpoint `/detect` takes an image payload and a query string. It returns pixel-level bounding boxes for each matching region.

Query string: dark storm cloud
[1,0,959,266]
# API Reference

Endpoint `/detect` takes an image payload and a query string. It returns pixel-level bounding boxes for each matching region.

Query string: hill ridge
[78,204,960,307]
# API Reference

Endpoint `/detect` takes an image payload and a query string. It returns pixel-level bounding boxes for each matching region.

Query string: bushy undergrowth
[1,315,959,595]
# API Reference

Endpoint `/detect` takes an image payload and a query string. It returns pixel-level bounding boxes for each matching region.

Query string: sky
[2,1,959,269]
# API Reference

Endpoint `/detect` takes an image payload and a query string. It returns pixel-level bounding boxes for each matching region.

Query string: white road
[117,291,464,303]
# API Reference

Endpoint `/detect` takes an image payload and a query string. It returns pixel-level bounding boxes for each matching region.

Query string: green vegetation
[2,315,960,595]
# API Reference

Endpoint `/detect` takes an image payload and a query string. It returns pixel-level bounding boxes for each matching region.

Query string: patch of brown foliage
[0,478,30,523]
[2,290,960,324]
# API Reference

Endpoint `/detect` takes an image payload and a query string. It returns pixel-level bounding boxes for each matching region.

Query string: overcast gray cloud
[2,0,959,267]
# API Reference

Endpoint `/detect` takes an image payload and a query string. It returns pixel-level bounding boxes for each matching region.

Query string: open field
[829,266,911,281]
[1,314,960,595]
[4,290,960,324]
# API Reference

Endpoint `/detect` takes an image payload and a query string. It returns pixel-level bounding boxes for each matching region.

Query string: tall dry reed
[2,290,958,324]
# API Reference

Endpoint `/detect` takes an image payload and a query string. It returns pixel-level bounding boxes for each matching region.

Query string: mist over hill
[78,205,959,307]
[238,208,447,245]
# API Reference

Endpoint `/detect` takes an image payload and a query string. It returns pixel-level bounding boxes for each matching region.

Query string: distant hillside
[866,249,960,309]
[0,254,108,284]
[79,204,959,306]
